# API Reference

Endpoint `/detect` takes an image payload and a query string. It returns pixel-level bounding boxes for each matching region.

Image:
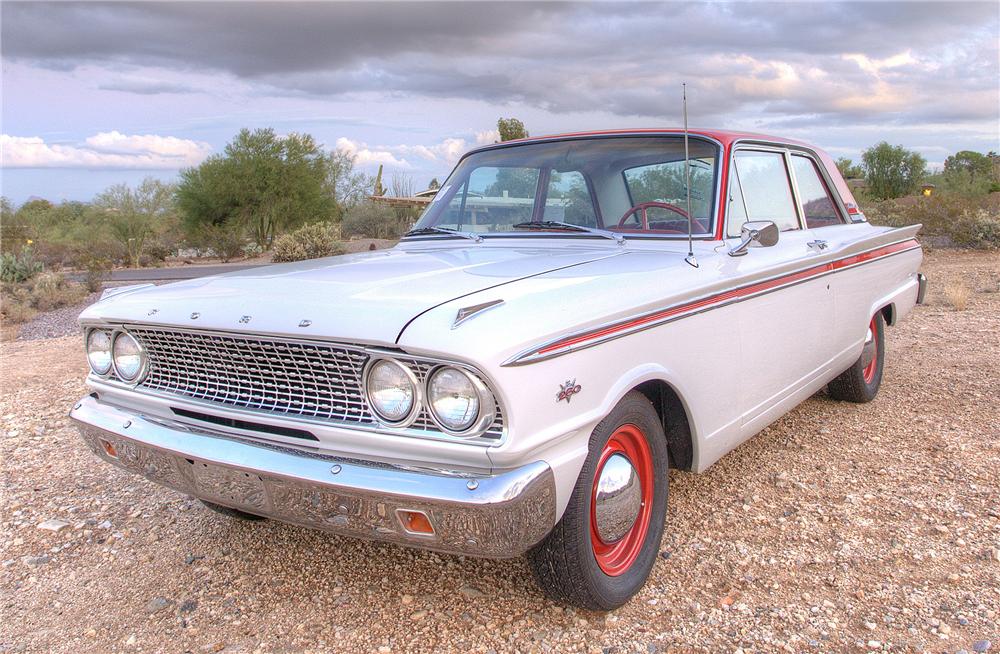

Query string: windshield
[412,136,719,238]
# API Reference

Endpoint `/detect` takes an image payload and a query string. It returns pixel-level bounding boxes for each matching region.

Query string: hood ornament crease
[452,299,504,329]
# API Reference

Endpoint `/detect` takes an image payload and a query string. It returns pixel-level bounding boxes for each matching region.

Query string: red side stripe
[536,239,919,356]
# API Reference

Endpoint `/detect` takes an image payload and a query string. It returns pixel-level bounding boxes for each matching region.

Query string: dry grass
[0,272,86,331]
[943,281,971,310]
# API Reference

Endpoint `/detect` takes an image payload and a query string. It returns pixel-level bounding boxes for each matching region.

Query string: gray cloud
[2,1,997,128]
[98,77,202,95]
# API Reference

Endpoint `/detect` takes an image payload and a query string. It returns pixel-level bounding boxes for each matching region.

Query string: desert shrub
[864,194,1000,249]
[0,271,86,326]
[0,247,44,283]
[81,256,112,293]
[342,202,409,239]
[951,209,1000,250]
[1,297,37,324]
[189,223,247,262]
[272,222,345,262]
[30,272,87,311]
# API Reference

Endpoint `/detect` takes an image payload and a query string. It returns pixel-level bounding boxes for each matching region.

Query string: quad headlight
[86,329,113,376]
[112,332,145,382]
[364,358,419,425]
[426,366,495,435]
[363,358,497,437]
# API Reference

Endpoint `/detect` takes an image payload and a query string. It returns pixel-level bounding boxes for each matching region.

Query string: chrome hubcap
[593,453,643,544]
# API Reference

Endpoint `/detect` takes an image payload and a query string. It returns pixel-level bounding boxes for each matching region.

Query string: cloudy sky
[2,1,998,204]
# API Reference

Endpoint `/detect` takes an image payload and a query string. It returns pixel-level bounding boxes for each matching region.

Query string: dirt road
[1,250,998,653]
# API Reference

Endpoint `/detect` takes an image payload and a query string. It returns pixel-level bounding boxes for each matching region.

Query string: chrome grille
[127,326,504,441]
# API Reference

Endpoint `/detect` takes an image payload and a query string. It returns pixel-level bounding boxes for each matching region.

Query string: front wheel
[828,312,885,403]
[528,391,668,610]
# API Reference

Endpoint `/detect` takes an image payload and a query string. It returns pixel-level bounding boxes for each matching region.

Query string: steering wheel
[617,202,690,231]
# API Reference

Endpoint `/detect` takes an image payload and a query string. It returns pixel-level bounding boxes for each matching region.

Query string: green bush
[272,222,345,262]
[81,256,112,293]
[0,247,44,283]
[189,223,247,263]
[342,202,409,239]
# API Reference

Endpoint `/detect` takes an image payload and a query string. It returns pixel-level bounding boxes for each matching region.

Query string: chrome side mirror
[728,221,779,257]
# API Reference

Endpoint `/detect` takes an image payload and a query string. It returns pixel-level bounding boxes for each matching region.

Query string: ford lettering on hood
[80,245,624,345]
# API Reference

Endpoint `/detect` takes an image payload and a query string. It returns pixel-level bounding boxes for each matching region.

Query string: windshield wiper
[404,226,483,243]
[512,221,625,245]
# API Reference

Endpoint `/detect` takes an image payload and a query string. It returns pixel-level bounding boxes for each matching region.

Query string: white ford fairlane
[71,129,926,609]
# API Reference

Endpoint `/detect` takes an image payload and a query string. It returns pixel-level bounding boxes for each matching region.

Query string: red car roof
[495,128,812,149]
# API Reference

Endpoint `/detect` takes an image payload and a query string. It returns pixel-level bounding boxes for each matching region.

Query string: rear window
[791,155,843,229]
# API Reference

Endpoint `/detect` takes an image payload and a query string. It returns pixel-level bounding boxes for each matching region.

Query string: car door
[723,147,836,437]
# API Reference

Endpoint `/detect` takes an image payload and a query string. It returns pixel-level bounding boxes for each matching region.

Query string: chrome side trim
[70,395,556,558]
[504,234,922,366]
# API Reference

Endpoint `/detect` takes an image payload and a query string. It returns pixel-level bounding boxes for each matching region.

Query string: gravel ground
[15,291,102,341]
[1,250,998,654]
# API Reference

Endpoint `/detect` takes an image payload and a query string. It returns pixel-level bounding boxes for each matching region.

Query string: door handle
[807,239,828,251]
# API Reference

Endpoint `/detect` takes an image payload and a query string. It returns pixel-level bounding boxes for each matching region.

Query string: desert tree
[862,142,927,199]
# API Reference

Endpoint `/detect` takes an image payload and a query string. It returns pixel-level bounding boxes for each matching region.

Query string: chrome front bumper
[69,395,556,558]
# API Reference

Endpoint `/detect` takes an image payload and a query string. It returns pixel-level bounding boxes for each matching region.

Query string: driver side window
[621,160,713,234]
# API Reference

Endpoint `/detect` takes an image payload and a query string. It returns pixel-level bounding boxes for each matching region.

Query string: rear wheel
[528,391,668,610]
[828,312,885,403]
[199,499,267,522]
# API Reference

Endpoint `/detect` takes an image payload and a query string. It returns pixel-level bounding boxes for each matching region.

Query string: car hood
[81,245,624,345]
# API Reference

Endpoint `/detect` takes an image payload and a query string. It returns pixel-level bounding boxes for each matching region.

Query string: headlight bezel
[425,365,497,438]
[85,328,114,377]
[111,331,147,383]
[362,356,422,427]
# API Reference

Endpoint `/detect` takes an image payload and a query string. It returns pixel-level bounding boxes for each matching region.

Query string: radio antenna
[682,82,698,268]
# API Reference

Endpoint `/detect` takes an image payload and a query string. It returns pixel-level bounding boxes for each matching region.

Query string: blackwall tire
[527,391,669,611]
[828,312,885,403]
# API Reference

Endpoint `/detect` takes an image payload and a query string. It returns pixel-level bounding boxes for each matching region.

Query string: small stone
[867,642,881,650]
[179,599,198,614]
[938,623,951,635]
[125,635,137,646]
[947,573,960,583]
[84,629,97,638]
[37,519,70,532]
[864,621,877,631]
[933,525,949,534]
[459,585,485,599]
[409,610,427,621]
[145,596,173,613]
[659,550,671,560]
[184,554,204,565]
[378,647,392,654]
[26,554,51,566]
[401,594,413,605]
[972,641,991,653]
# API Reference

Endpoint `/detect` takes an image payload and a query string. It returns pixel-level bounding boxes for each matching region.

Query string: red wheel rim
[863,316,879,383]
[590,424,654,576]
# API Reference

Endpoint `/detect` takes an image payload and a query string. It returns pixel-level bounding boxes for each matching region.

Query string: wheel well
[879,303,895,326]
[634,380,693,471]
